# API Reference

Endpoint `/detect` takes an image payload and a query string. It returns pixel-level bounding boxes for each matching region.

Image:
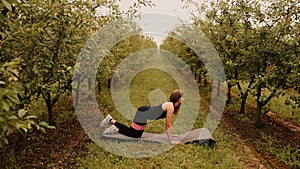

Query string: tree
[97,34,157,92]
[192,0,259,111]
[0,61,53,147]
[190,0,299,127]
[160,35,204,79]
[0,0,55,147]
[1,0,154,125]
[1,1,94,125]
[160,24,226,96]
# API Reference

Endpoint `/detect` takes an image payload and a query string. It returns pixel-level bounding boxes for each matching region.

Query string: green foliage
[160,24,223,81]
[191,0,300,124]
[1,0,154,126]
[0,62,54,147]
[0,0,16,39]
[98,34,157,86]
[161,35,204,74]
[1,0,13,12]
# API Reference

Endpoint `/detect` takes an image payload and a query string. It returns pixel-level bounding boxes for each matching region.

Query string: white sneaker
[103,125,117,135]
[100,114,113,128]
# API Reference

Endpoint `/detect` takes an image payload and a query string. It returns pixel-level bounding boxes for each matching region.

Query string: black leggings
[114,122,144,138]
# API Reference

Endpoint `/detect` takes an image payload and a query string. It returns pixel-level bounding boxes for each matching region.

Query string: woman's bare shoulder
[162,102,173,111]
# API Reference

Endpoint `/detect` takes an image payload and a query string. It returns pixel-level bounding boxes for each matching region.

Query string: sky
[118,0,203,46]
[119,0,196,21]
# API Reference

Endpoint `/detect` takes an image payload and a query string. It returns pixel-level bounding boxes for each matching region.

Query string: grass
[129,68,179,107]
[10,50,300,168]
[2,51,299,168]
[231,84,300,125]
[77,60,254,168]
[26,93,75,126]
[74,128,246,169]
[260,134,300,167]
[55,83,297,169]
[266,91,300,124]
[8,69,298,169]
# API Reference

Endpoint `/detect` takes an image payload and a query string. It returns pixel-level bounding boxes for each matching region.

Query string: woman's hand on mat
[170,140,184,145]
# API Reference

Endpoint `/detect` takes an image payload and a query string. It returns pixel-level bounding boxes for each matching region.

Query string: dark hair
[169,90,184,115]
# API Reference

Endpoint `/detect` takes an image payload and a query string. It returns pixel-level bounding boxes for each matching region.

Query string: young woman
[100,89,184,145]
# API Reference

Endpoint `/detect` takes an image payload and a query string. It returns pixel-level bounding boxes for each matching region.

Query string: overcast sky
[119,0,204,46]
[120,0,199,21]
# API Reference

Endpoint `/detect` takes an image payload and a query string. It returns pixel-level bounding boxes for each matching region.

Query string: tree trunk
[240,94,247,114]
[254,84,264,128]
[16,133,27,150]
[98,78,101,94]
[88,77,92,90]
[46,92,55,126]
[227,84,232,104]
[107,78,111,89]
[217,80,220,96]
[75,79,81,109]
[198,73,201,84]
[210,79,214,91]
[237,77,255,115]
[254,103,264,128]
[47,104,55,126]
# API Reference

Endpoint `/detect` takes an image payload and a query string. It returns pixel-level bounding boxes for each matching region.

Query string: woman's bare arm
[164,102,183,144]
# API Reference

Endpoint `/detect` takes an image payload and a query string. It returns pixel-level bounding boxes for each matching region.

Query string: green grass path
[75,50,255,169]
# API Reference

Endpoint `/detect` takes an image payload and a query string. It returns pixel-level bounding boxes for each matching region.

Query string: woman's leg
[111,120,143,138]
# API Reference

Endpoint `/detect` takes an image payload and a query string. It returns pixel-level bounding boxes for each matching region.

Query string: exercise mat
[101,128,216,147]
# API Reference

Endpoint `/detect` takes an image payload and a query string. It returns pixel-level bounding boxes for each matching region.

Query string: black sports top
[132,104,167,126]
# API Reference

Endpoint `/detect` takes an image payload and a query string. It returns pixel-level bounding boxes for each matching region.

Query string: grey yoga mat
[101,128,216,147]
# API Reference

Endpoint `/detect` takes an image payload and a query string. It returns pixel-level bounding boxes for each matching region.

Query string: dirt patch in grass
[0,116,90,169]
[221,107,300,169]
[1,104,299,168]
